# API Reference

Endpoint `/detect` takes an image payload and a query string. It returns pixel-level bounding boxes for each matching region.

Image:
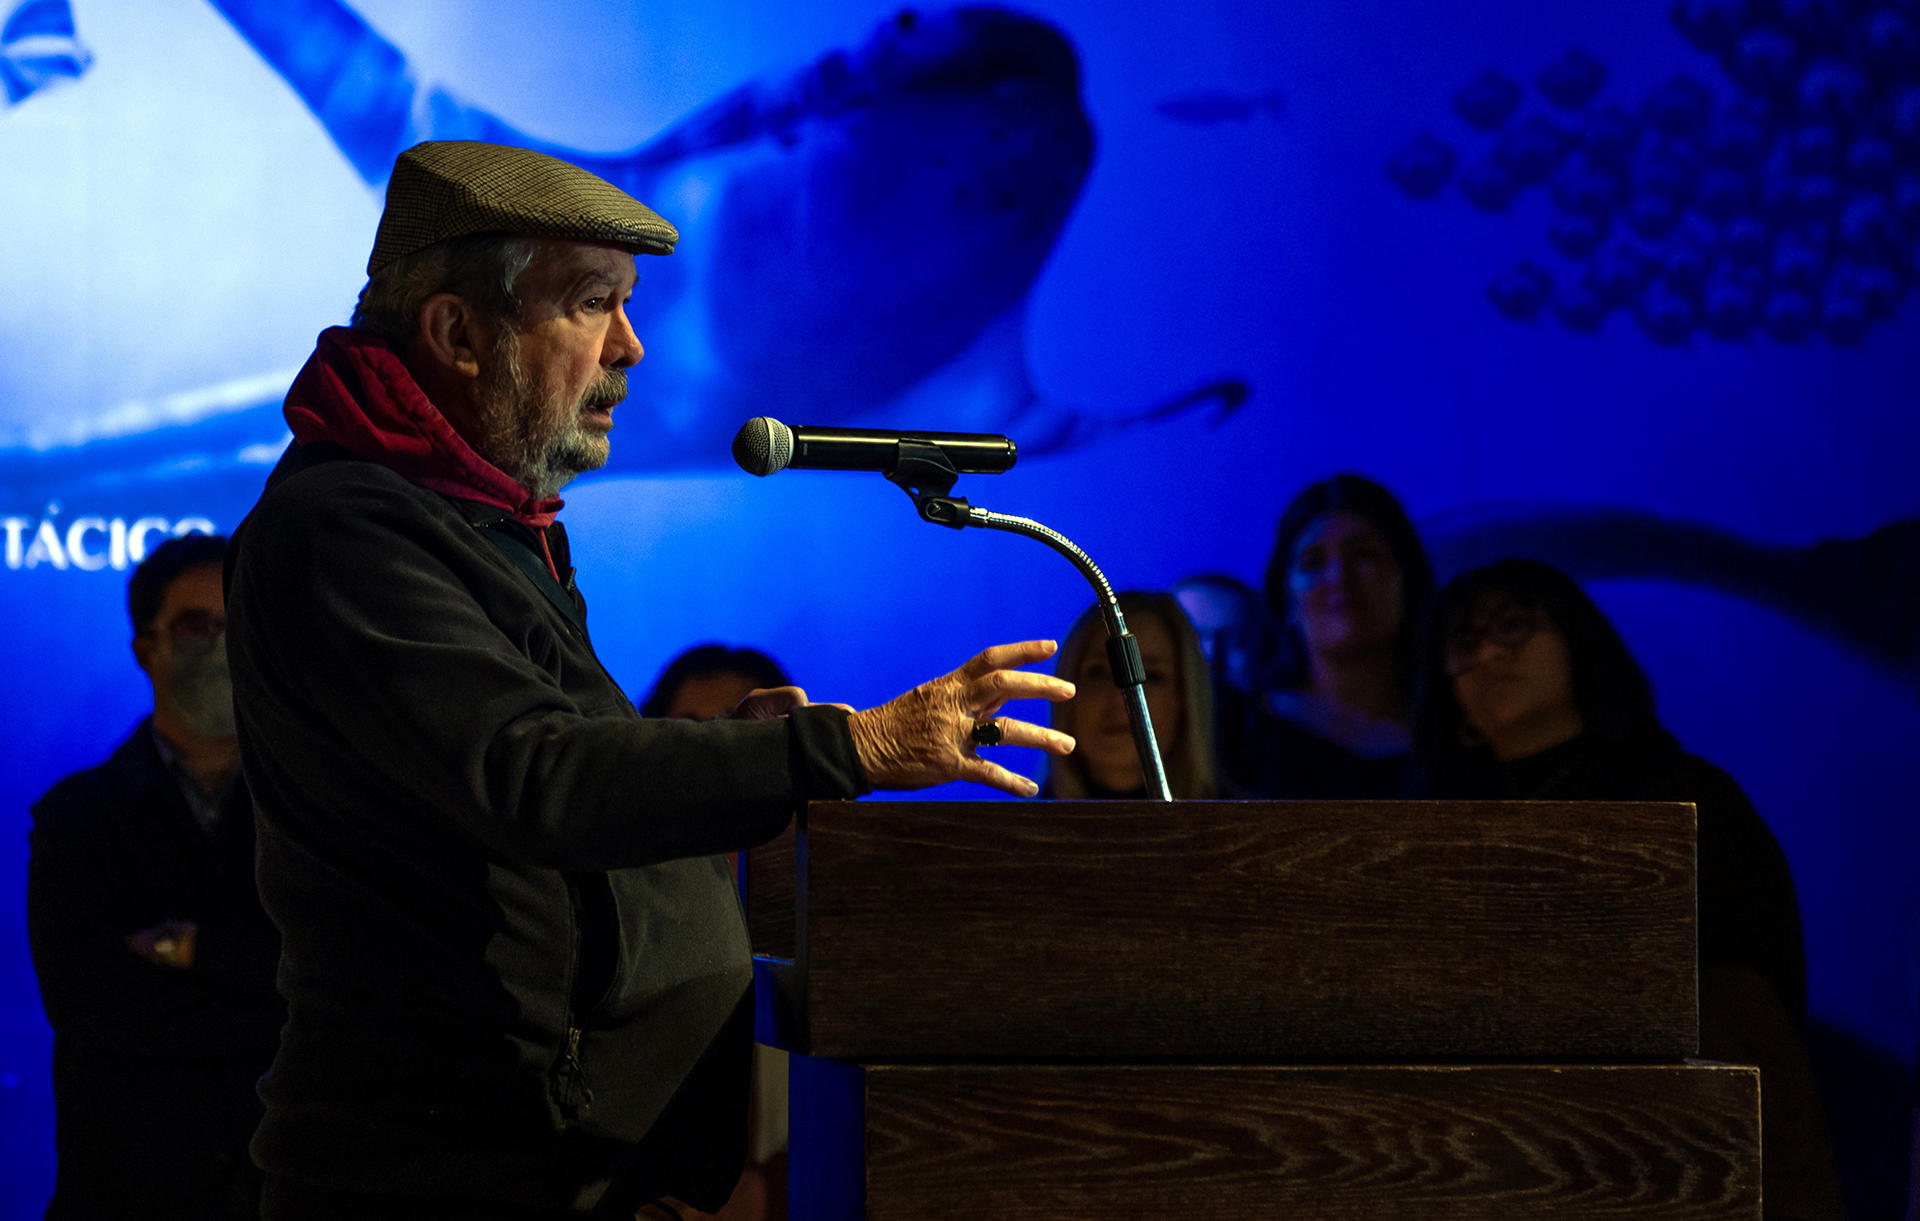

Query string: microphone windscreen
[731,417,794,476]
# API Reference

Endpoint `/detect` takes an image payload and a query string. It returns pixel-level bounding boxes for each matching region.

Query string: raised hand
[847,640,1075,797]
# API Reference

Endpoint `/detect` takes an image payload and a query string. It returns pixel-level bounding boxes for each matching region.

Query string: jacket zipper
[473,513,623,1128]
[554,1025,592,1125]
[552,877,594,1125]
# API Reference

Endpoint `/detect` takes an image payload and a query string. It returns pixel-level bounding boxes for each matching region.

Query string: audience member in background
[27,534,283,1221]
[639,641,797,1221]
[1044,592,1224,799]
[1219,474,1434,798]
[639,644,792,720]
[1172,572,1280,703]
[1413,557,1842,1221]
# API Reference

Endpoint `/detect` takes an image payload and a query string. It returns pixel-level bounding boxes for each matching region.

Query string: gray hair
[350,232,536,346]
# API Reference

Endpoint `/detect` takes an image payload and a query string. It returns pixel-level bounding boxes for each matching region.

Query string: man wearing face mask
[27,532,284,1221]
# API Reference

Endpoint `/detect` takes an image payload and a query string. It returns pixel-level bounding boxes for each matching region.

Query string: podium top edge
[800,798,1699,813]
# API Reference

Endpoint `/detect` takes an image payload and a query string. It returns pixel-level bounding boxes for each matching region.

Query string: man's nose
[605,304,644,368]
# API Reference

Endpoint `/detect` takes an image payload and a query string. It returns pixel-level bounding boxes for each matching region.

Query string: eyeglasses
[143,609,226,651]
[1443,605,1541,676]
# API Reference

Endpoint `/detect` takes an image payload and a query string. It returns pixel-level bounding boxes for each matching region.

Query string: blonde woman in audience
[1044,592,1225,800]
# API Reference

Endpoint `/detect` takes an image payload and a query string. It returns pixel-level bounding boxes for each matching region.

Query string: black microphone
[732,417,1017,478]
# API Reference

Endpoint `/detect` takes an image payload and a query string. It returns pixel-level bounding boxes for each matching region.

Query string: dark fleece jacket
[227,328,866,1212]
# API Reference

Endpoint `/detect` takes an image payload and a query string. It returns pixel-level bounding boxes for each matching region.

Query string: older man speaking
[225,141,1074,1220]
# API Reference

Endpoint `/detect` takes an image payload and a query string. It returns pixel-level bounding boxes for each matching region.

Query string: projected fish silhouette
[1387,0,1920,348]
[1154,87,1286,125]
[0,0,91,105]
[0,1,1244,496]
[1427,507,1920,696]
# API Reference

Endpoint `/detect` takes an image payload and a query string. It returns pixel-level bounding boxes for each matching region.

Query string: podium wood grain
[854,1063,1759,1220]
[766,800,1697,1060]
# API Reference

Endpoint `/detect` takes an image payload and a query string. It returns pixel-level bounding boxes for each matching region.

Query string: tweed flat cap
[367,141,679,275]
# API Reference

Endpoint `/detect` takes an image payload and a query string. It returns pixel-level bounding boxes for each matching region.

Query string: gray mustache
[588,368,628,409]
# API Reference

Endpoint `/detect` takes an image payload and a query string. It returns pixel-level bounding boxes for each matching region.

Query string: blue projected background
[3,0,1917,1212]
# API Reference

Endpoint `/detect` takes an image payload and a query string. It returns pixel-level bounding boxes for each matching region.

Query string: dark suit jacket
[28,720,283,1221]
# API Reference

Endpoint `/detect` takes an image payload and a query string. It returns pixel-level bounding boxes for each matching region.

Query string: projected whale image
[0,2,1246,503]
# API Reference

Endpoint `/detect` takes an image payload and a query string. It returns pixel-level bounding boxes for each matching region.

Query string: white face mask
[168,632,236,739]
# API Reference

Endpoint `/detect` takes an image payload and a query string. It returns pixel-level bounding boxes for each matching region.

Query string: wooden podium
[742,801,1760,1219]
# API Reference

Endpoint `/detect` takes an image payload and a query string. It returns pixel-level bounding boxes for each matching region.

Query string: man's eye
[582,297,604,310]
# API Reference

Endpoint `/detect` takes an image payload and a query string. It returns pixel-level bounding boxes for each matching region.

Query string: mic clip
[885,441,974,530]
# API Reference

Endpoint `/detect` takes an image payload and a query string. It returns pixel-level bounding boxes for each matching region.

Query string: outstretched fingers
[955,643,1076,797]
[848,639,1081,796]
[976,716,1074,757]
[963,755,1047,798]
[958,639,1060,682]
[967,666,1075,717]
[962,717,1074,797]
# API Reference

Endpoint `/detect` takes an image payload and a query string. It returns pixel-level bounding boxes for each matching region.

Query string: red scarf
[283,327,563,530]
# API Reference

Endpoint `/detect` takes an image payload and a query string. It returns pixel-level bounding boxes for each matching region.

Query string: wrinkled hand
[126,920,198,969]
[847,640,1075,797]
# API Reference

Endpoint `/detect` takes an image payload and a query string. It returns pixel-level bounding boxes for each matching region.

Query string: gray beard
[473,332,622,499]
[169,641,236,739]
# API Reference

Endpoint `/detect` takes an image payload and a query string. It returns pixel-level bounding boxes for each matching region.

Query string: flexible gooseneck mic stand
[884,442,1173,803]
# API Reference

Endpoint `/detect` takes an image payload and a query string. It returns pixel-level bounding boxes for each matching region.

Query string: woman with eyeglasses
[1219,474,1434,798]
[1413,557,1842,1221]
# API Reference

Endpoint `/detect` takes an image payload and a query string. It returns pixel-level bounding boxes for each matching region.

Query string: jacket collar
[282,327,562,528]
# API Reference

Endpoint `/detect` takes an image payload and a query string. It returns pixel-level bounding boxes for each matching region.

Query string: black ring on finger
[970,720,1003,747]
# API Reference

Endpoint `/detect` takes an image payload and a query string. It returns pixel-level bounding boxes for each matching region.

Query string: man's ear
[417,294,487,380]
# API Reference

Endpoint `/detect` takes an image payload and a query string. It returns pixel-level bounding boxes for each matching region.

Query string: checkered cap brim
[368,141,679,275]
